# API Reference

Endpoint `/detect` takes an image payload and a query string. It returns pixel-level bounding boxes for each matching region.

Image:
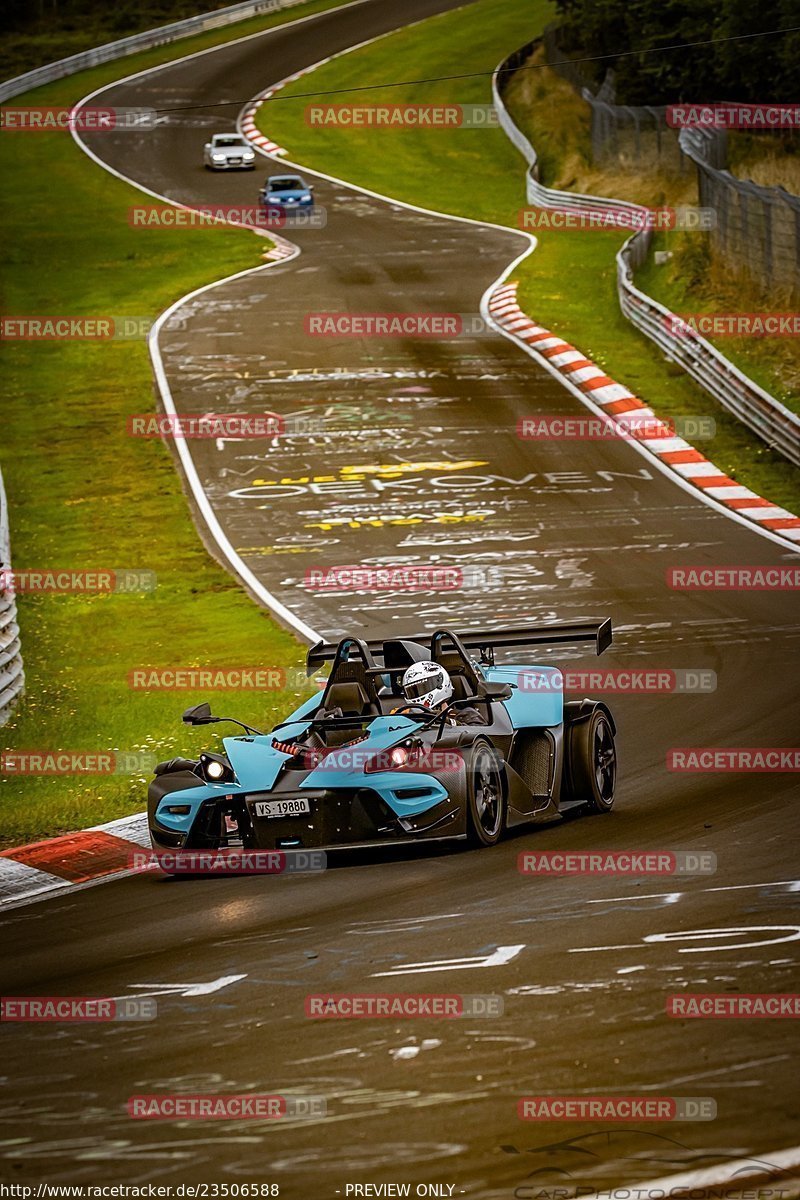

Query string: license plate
[254,798,310,818]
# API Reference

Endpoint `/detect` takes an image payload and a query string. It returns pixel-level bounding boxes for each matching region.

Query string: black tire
[567,708,616,812]
[466,739,506,846]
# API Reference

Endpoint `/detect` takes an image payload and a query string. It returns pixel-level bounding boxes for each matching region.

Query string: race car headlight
[300,192,312,201]
[212,153,226,162]
[364,740,421,774]
[199,752,236,784]
[244,150,255,159]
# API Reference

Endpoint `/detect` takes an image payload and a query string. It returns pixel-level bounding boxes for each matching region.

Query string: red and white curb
[0,813,150,909]
[489,282,800,547]
[240,64,320,157]
[240,66,322,267]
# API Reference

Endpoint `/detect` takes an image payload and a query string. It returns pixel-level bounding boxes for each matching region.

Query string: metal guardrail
[492,45,800,469]
[0,470,24,727]
[617,233,800,468]
[493,41,646,216]
[0,0,307,103]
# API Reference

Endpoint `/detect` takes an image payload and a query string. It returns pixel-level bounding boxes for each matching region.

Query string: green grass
[257,0,557,228]
[503,48,800,414]
[0,0,364,847]
[636,234,800,416]
[258,0,800,513]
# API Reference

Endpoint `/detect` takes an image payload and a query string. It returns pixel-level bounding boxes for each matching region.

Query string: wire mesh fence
[680,127,800,294]
[542,27,686,172]
[493,47,800,468]
[539,26,800,297]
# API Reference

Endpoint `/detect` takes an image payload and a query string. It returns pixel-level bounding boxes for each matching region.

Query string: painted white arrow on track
[570,926,800,954]
[121,974,247,999]
[372,945,525,977]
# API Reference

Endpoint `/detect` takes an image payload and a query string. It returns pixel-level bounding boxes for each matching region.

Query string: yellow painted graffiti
[303,512,491,530]
[247,459,488,488]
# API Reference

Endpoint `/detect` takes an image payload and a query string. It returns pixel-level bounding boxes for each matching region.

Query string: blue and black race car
[148,622,617,855]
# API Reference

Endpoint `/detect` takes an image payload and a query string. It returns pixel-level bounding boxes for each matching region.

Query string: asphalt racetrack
[1,1,799,1195]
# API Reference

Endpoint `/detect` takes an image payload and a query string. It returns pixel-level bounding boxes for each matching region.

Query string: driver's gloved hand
[319,705,343,720]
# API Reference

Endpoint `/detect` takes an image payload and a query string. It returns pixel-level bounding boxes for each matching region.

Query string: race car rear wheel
[466,740,506,846]
[568,709,616,812]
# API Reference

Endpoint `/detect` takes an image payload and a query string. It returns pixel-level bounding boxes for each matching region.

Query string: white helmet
[401,660,453,709]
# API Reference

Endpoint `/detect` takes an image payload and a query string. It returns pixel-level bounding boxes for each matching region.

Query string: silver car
[203,133,256,170]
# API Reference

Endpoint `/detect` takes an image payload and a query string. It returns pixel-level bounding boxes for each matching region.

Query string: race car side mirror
[182,702,218,726]
[477,681,513,701]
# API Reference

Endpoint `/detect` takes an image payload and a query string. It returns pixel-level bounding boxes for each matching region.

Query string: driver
[399,661,484,726]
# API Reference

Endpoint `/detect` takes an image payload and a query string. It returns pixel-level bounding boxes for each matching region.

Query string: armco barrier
[0,469,24,726]
[492,43,800,469]
[0,0,308,103]
[617,232,800,469]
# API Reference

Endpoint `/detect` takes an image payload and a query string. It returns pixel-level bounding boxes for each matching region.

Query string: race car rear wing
[450,619,612,661]
[305,619,612,675]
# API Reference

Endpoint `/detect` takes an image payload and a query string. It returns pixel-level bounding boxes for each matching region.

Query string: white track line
[68,9,349,642]
[18,0,792,907]
[240,35,800,555]
[71,1,532,639]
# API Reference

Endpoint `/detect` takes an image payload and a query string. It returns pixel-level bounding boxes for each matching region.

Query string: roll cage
[274,622,613,742]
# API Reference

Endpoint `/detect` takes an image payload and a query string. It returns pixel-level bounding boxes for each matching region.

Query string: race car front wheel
[466,740,506,846]
[567,708,616,812]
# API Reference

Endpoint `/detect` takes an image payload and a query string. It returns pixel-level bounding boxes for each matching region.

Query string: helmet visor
[404,669,445,700]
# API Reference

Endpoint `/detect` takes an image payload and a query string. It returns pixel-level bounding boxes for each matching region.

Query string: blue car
[258,173,314,213]
[148,622,617,857]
